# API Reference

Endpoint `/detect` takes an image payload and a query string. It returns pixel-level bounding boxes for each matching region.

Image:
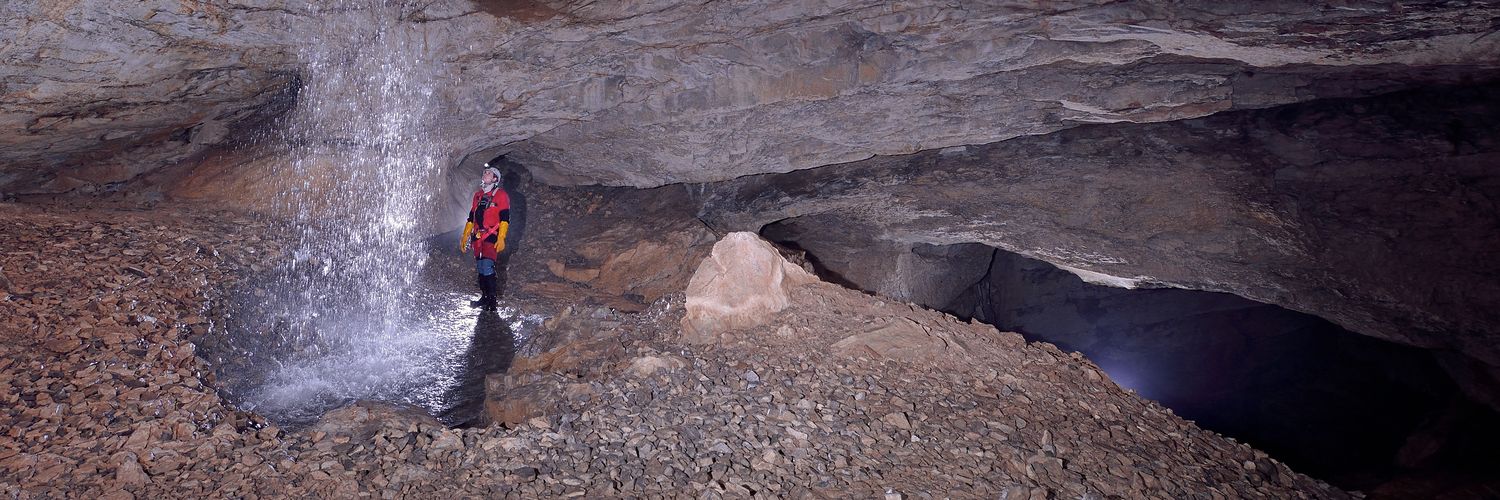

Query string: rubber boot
[481,274,499,311]
[470,274,488,308]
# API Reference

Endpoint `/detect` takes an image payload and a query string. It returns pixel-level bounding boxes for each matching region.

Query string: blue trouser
[476,258,496,276]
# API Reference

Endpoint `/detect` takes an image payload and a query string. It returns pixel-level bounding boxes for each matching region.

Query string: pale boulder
[681,232,815,343]
[626,354,689,377]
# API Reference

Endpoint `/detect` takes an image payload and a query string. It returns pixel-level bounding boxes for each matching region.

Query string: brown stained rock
[143,451,185,476]
[681,232,815,343]
[483,397,539,429]
[561,383,598,403]
[123,423,157,451]
[41,337,81,354]
[481,372,571,428]
[881,412,913,431]
[529,211,717,310]
[0,203,1360,498]
[509,338,625,378]
[310,401,441,443]
[111,452,149,490]
[545,260,600,283]
[589,227,717,302]
[0,204,283,489]
[830,318,966,363]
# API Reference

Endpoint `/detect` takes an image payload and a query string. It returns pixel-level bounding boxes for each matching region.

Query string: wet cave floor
[193,236,544,428]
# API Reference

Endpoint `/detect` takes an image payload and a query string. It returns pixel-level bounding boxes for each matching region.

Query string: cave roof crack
[119,17,186,43]
[221,3,313,19]
[550,0,706,29]
[401,7,483,24]
[10,51,124,69]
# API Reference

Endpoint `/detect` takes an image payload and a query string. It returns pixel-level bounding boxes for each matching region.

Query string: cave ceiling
[2,0,1499,193]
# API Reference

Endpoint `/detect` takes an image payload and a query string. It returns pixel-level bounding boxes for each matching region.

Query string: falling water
[276,0,439,330]
[197,1,535,427]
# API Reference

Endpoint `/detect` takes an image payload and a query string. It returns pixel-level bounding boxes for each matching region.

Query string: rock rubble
[1,203,1348,498]
[481,235,1351,498]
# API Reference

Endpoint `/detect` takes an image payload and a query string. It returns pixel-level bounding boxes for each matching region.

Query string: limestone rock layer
[699,84,1500,400]
[4,1,1500,194]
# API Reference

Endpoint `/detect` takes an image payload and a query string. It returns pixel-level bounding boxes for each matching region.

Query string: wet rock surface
[194,234,532,429]
[1,203,1359,498]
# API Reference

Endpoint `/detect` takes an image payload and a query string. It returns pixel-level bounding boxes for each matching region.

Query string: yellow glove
[493,221,509,253]
[459,221,474,253]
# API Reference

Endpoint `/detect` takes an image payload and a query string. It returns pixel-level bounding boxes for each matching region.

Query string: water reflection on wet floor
[198,255,542,428]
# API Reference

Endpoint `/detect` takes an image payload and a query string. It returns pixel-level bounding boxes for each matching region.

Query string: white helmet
[480,164,502,190]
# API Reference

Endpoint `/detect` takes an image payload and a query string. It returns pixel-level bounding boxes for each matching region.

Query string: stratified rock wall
[700,85,1500,372]
[497,0,1500,186]
[5,1,1500,195]
[0,1,302,195]
[5,0,1500,425]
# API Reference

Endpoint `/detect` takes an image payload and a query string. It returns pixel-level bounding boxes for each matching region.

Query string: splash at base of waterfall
[197,241,542,428]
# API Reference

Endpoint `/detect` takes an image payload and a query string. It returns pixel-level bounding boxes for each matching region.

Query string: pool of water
[197,244,542,428]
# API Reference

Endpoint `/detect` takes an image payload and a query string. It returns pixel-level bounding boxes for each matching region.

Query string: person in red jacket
[459,165,511,310]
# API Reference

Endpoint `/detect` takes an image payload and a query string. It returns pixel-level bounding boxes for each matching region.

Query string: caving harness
[461,170,511,310]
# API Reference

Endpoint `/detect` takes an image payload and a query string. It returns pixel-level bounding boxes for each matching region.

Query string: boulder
[681,232,815,343]
[481,373,565,428]
[831,318,967,363]
[546,224,718,304]
[110,451,149,490]
[309,401,442,441]
[626,354,689,378]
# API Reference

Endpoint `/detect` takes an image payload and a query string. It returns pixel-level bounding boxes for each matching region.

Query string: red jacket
[468,188,510,260]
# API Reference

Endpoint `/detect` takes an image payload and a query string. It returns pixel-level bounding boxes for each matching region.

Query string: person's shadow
[439,309,515,427]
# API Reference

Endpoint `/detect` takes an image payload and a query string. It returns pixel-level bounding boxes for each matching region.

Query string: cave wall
[761,218,994,308]
[760,224,1497,485]
[435,0,1500,187]
[0,1,300,196]
[707,85,1500,388]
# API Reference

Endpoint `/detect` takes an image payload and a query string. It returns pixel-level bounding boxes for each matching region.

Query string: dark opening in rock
[763,223,1500,492]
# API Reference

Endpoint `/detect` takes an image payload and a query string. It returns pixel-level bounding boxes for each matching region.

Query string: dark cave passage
[763,224,1500,493]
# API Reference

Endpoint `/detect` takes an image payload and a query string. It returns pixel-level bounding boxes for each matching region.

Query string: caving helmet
[480,163,502,191]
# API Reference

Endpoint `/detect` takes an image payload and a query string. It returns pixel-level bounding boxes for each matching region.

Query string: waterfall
[277,0,441,331]
[197,0,531,427]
